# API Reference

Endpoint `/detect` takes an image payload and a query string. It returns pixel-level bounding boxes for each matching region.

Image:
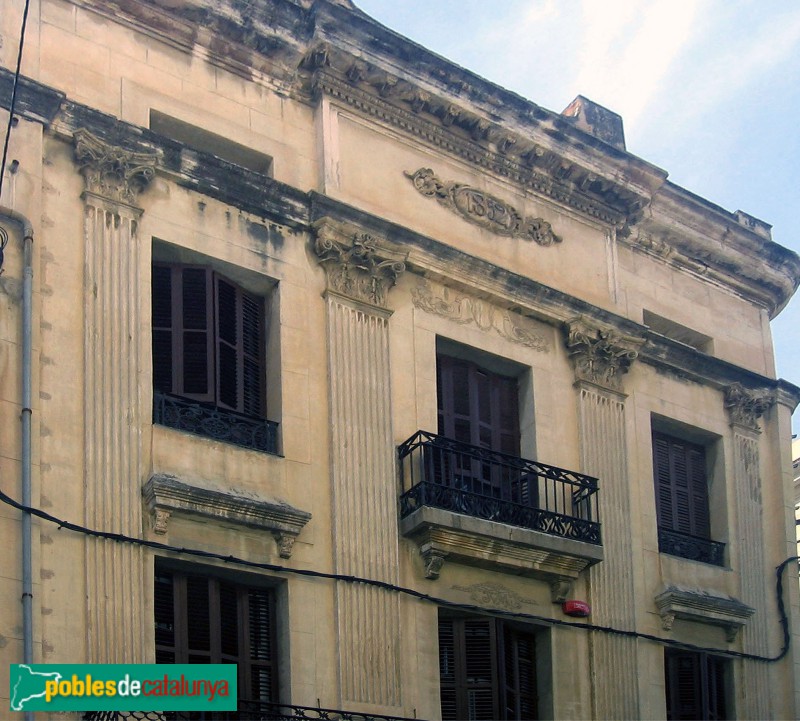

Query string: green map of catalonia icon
[10,665,63,711]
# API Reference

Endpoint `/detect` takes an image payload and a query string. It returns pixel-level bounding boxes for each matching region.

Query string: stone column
[564,317,643,720]
[74,129,157,663]
[314,218,406,708]
[724,383,774,720]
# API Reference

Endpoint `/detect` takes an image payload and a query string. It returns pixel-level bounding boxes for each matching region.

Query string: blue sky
[355,0,800,432]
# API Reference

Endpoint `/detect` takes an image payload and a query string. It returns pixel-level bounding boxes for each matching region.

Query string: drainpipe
[1,205,34,696]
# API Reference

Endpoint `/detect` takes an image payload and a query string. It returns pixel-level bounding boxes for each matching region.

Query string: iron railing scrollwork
[153,391,279,455]
[84,701,421,721]
[658,527,725,566]
[398,430,601,545]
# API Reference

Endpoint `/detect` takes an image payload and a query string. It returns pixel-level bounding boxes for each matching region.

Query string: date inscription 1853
[405,167,561,246]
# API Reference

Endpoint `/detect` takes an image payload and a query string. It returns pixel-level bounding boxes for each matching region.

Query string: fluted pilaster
[725,383,774,719]
[75,129,157,664]
[565,317,643,719]
[315,218,406,707]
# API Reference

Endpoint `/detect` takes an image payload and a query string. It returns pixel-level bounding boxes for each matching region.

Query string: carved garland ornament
[724,383,774,431]
[73,128,158,205]
[452,583,539,611]
[313,219,407,308]
[405,168,561,245]
[411,281,549,352]
[564,316,644,391]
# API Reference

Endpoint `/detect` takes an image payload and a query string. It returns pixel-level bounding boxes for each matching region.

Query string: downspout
[0,205,34,690]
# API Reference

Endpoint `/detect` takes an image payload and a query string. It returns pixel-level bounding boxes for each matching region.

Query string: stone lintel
[400,506,602,583]
[655,586,754,642]
[142,474,311,558]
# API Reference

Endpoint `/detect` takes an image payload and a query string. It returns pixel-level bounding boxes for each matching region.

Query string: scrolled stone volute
[313,217,407,309]
[564,316,644,392]
[73,128,158,205]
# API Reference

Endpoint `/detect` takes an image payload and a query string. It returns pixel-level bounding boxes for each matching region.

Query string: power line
[0,0,31,199]
[0,486,796,664]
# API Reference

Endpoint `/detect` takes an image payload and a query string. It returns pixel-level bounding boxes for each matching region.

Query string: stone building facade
[1,0,800,719]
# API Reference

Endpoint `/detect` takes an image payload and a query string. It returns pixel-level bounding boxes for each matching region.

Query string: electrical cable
[0,0,31,200]
[0,486,797,664]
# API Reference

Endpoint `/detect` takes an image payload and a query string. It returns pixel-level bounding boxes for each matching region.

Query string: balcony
[84,702,419,720]
[153,391,279,455]
[398,431,603,592]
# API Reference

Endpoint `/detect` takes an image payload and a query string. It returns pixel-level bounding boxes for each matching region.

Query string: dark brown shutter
[154,570,176,664]
[438,616,501,721]
[503,626,538,721]
[437,354,520,498]
[247,588,276,703]
[665,650,727,721]
[154,570,276,705]
[151,265,174,394]
[215,273,264,415]
[653,432,710,538]
[179,267,214,402]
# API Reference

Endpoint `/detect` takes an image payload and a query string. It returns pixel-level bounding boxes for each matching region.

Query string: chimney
[561,95,626,151]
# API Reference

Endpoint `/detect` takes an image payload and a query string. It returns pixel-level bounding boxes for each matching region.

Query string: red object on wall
[562,600,591,617]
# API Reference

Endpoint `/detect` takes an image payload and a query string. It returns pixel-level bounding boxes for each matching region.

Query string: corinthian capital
[313,217,406,309]
[724,383,774,432]
[564,316,644,392]
[73,128,158,205]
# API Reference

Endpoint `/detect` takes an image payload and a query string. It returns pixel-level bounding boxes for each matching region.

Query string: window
[665,649,728,720]
[153,264,264,415]
[652,430,724,565]
[155,568,277,712]
[438,614,538,721]
[437,354,520,457]
[152,263,277,453]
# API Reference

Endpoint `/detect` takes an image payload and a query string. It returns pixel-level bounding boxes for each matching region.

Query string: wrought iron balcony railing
[658,527,725,566]
[153,391,279,455]
[84,701,420,721]
[398,430,601,546]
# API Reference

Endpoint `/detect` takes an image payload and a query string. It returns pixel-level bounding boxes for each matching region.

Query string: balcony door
[436,354,520,499]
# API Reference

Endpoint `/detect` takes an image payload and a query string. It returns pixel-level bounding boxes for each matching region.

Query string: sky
[355,0,800,434]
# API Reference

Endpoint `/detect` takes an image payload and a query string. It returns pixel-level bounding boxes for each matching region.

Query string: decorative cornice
[313,217,407,309]
[724,383,775,432]
[411,281,549,352]
[142,474,311,559]
[73,128,158,205]
[655,586,754,642]
[405,168,561,245]
[311,69,652,227]
[564,316,644,392]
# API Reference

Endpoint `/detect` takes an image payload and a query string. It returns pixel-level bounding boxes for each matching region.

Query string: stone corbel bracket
[655,586,754,642]
[312,217,407,310]
[564,315,645,392]
[142,474,311,559]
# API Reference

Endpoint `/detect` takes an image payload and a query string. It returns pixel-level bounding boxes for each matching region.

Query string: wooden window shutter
[179,267,214,403]
[653,432,710,538]
[502,626,538,721]
[246,588,276,703]
[665,650,728,721]
[215,273,264,415]
[436,354,520,455]
[151,265,174,395]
